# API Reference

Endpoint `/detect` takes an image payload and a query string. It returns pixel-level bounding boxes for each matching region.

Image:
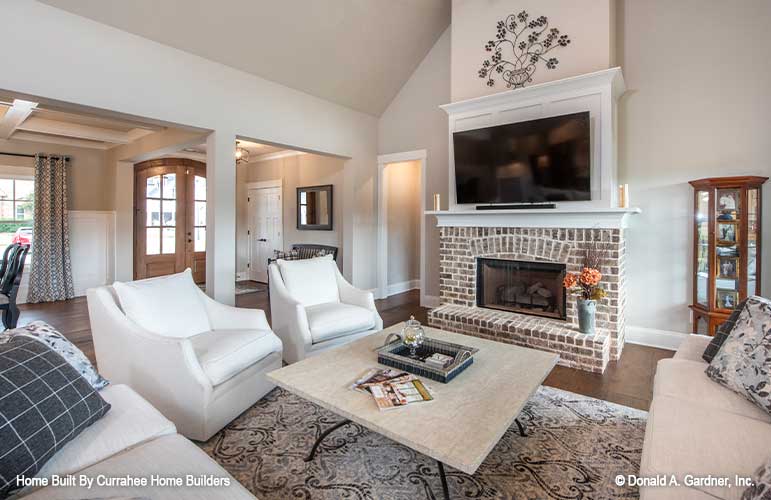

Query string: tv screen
[453,111,591,205]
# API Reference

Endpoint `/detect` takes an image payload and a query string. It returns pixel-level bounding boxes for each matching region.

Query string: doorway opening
[377,150,426,304]
[234,140,345,293]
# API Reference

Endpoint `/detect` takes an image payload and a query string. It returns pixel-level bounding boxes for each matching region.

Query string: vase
[577,299,596,335]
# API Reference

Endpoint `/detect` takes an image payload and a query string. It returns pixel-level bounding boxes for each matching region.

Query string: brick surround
[428,227,627,373]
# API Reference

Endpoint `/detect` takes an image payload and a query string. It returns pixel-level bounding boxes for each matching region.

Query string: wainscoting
[17,210,115,304]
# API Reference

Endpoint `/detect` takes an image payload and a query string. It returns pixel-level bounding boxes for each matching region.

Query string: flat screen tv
[453,111,591,205]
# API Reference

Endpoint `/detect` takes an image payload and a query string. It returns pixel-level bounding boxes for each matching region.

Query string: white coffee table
[267,323,558,499]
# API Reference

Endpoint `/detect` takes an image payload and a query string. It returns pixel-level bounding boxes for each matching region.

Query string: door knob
[258,238,268,242]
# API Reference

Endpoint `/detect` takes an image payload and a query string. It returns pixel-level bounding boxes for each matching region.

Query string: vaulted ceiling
[38,0,451,116]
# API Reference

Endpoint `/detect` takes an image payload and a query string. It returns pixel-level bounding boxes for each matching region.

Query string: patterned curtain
[27,155,75,303]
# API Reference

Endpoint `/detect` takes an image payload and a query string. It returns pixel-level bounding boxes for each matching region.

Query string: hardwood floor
[17,289,672,411]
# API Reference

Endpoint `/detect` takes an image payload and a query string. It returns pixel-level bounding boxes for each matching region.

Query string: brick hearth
[428,226,627,373]
[430,304,611,373]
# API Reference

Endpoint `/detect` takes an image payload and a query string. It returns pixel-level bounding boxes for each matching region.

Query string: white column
[206,129,236,305]
[113,160,134,282]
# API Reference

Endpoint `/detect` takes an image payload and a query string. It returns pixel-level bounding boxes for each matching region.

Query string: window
[0,177,34,249]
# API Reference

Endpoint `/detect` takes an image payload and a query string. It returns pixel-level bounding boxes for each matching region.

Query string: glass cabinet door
[747,188,759,296]
[695,189,710,307]
[715,188,740,310]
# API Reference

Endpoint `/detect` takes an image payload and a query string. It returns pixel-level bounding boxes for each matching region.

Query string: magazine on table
[350,368,411,393]
[351,368,434,411]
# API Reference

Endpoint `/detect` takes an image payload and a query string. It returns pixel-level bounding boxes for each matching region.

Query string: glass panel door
[135,164,186,280]
[747,188,759,296]
[695,189,710,307]
[193,176,206,252]
[715,188,740,310]
[145,173,177,256]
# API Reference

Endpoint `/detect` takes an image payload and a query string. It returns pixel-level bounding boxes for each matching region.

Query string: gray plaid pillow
[1,321,108,390]
[0,338,111,497]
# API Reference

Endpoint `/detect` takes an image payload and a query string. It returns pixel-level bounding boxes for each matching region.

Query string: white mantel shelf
[425,207,641,229]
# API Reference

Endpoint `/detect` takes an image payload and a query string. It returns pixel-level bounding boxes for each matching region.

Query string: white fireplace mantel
[426,207,641,229]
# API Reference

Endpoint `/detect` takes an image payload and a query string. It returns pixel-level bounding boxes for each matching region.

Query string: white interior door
[248,187,282,282]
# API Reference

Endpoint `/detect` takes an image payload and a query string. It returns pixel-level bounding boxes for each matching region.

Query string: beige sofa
[16,384,255,499]
[640,334,771,500]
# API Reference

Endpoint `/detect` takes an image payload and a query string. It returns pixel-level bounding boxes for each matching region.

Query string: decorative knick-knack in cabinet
[689,176,767,335]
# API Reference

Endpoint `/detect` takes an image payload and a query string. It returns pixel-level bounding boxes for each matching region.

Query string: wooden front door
[134,158,207,283]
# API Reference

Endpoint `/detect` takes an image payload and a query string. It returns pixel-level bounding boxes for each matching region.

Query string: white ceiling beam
[247,150,305,163]
[125,128,156,142]
[17,116,131,144]
[0,100,37,139]
[11,131,111,150]
[159,151,207,162]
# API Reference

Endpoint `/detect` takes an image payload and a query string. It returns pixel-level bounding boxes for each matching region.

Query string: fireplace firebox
[476,258,567,320]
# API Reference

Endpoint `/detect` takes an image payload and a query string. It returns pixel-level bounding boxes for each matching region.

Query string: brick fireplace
[428,226,626,373]
[424,68,636,373]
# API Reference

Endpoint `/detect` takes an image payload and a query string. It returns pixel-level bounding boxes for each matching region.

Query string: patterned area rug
[199,386,646,499]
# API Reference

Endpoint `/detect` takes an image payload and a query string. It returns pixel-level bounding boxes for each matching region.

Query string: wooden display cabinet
[689,176,767,335]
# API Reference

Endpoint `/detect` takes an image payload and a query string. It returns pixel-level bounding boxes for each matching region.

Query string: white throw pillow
[113,269,211,338]
[277,254,339,307]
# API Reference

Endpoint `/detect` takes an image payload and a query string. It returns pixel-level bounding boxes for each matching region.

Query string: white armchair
[86,269,282,441]
[269,255,383,363]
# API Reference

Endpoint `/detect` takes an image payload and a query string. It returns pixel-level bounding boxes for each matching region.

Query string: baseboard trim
[625,325,688,351]
[421,295,440,308]
[386,280,419,297]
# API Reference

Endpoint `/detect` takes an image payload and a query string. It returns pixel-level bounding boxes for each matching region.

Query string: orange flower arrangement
[579,267,602,287]
[563,267,606,301]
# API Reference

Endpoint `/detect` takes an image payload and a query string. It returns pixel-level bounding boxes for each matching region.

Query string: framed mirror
[297,184,333,230]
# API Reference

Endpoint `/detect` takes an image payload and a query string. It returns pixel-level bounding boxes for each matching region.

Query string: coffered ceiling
[38,0,451,116]
[0,97,162,150]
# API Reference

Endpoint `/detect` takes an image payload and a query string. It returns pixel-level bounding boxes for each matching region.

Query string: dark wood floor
[18,289,672,411]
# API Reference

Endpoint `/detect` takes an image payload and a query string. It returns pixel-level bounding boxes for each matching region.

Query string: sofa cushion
[673,334,711,363]
[19,434,256,500]
[706,295,771,416]
[2,320,109,390]
[306,302,376,343]
[703,297,749,362]
[277,254,339,307]
[32,384,176,483]
[641,394,771,500]
[654,359,771,423]
[190,329,282,386]
[0,338,111,498]
[113,268,210,339]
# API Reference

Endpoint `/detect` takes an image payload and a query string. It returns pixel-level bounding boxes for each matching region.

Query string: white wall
[378,28,451,302]
[236,153,345,275]
[385,161,421,287]
[451,0,614,102]
[0,138,112,211]
[0,0,379,301]
[618,0,771,335]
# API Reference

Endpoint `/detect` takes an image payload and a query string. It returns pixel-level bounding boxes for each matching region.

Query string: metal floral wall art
[478,10,571,89]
